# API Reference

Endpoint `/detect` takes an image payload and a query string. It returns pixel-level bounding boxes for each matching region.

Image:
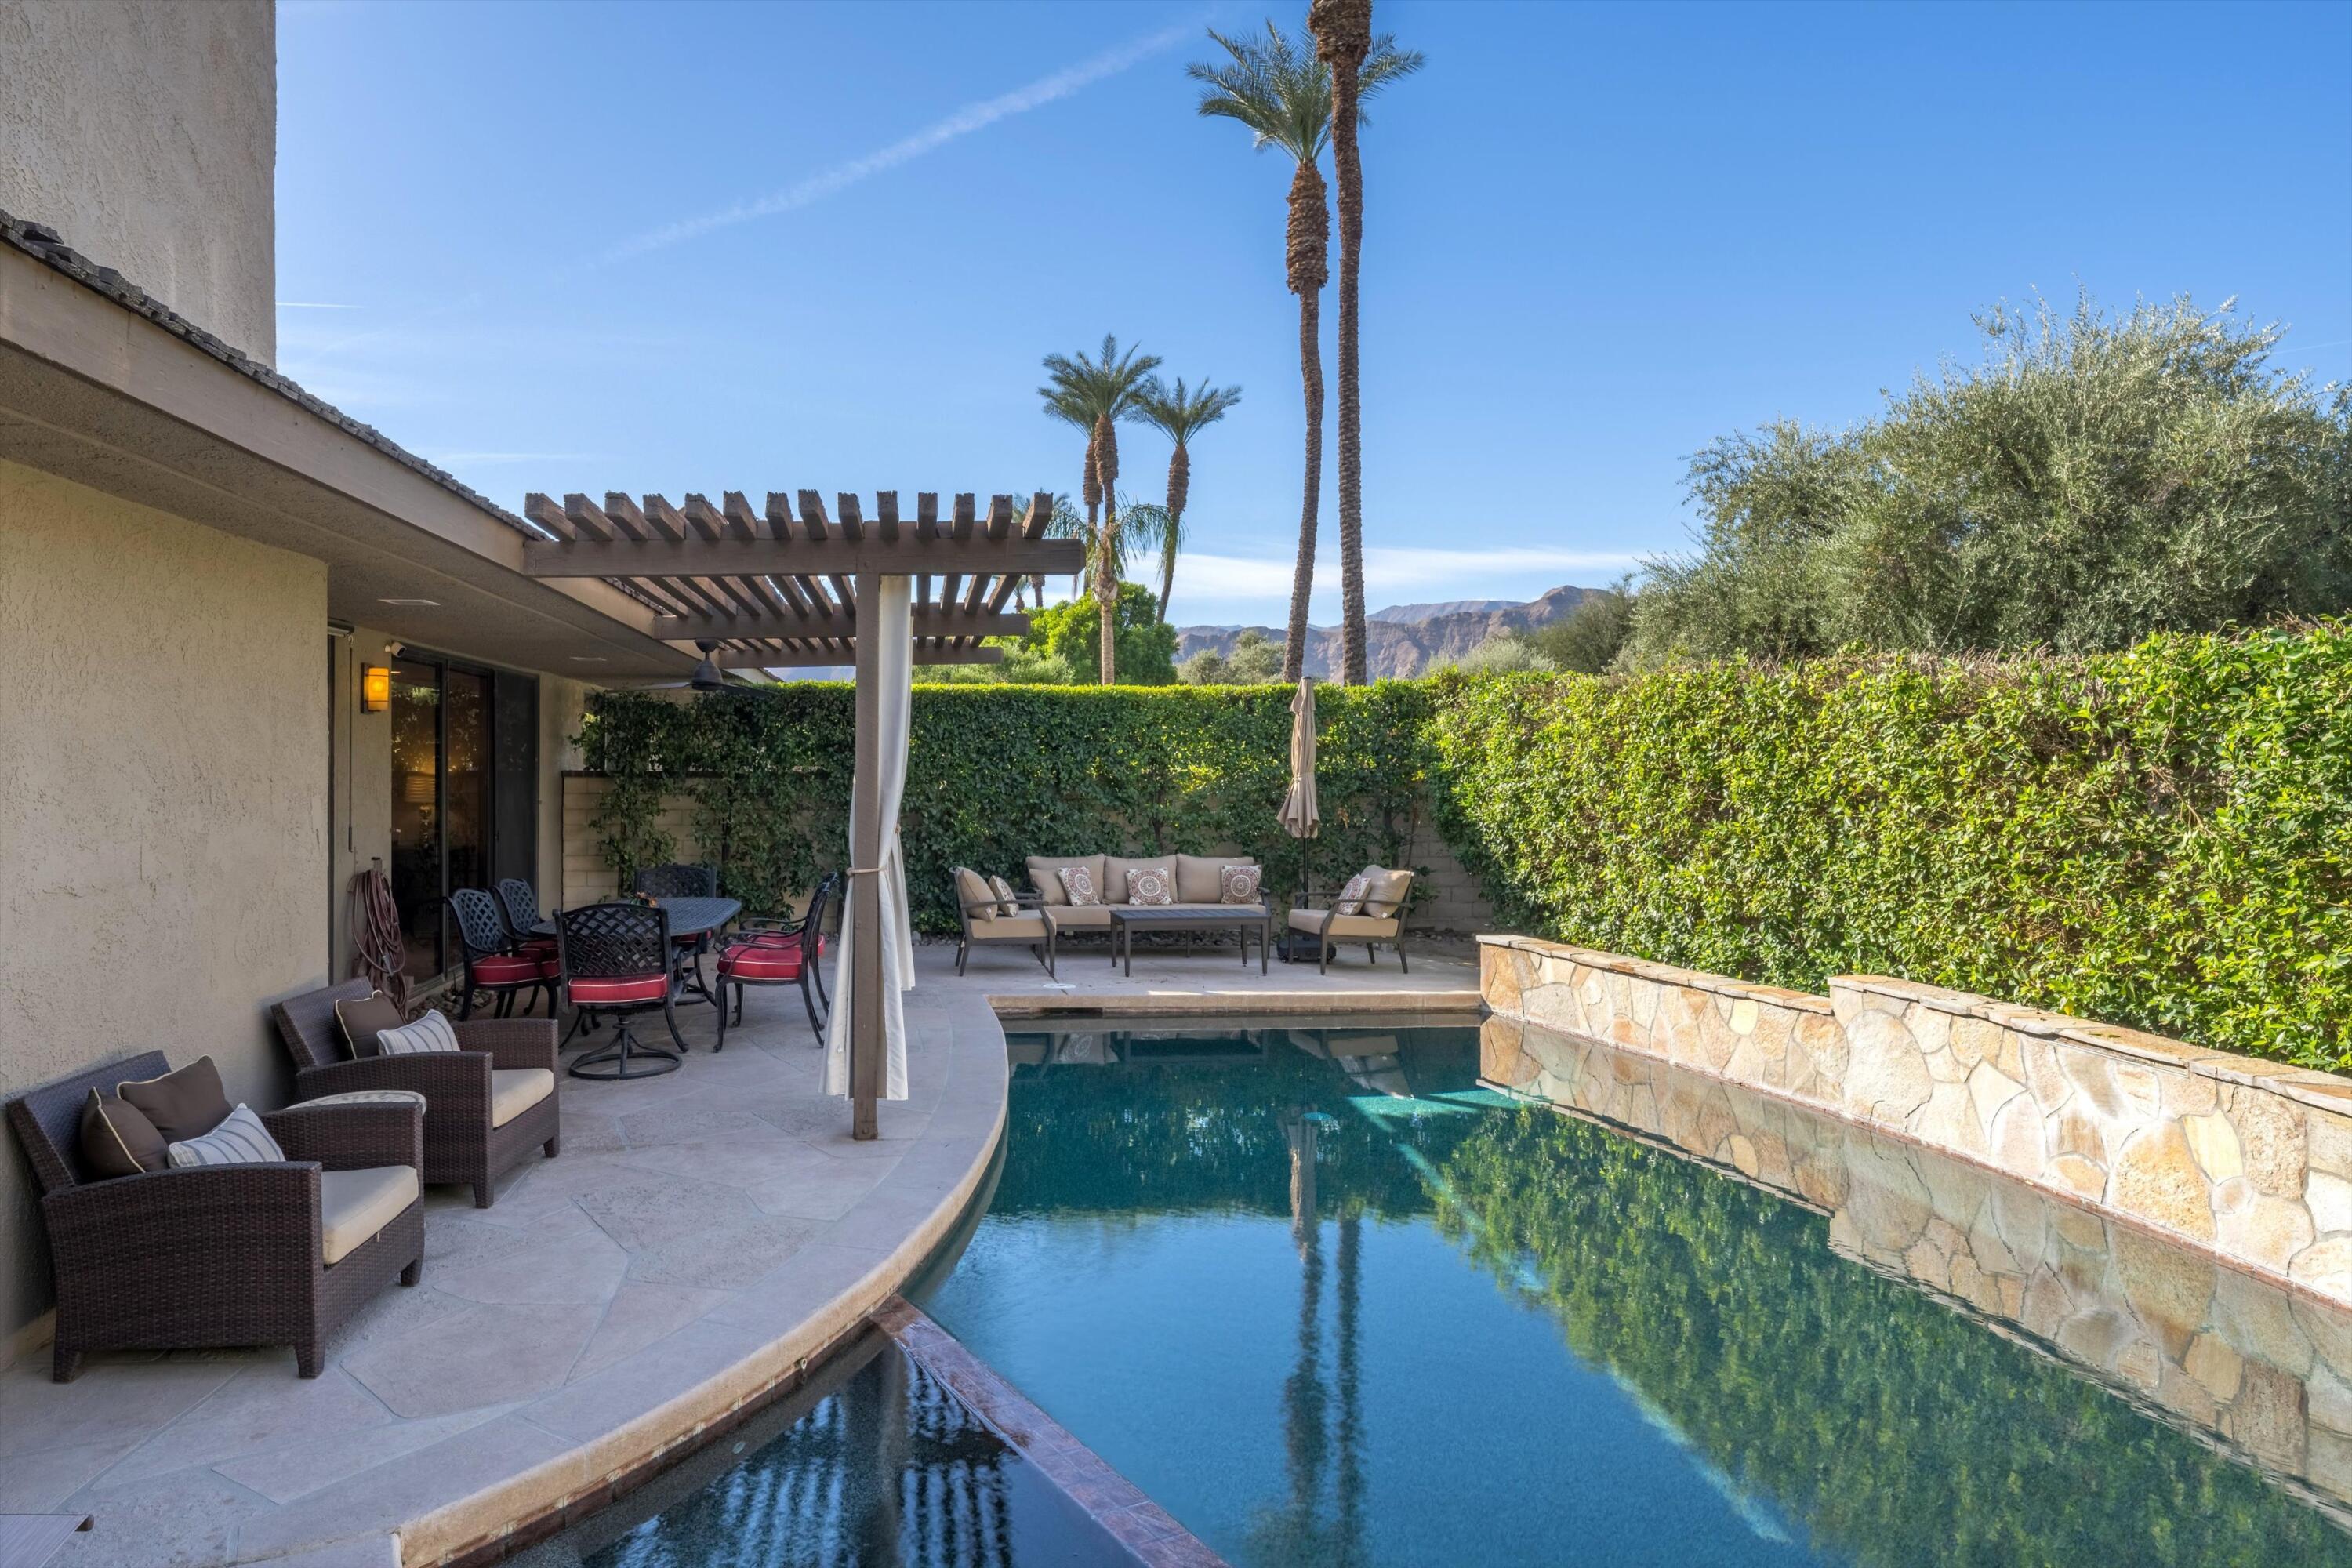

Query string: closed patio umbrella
[1277,678,1320,959]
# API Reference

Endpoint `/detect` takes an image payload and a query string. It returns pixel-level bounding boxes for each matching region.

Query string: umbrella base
[1275,931,1327,964]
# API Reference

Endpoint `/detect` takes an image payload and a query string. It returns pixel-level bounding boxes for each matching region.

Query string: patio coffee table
[1109,906,1272,976]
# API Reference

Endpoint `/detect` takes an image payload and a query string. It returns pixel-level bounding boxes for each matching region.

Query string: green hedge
[1425,624,2352,1069]
[577,682,1436,936]
[577,626,2350,1067]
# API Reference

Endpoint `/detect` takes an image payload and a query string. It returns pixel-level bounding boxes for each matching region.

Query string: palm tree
[1040,336,1162,681]
[1133,376,1243,617]
[1309,0,1419,684]
[1191,22,1421,683]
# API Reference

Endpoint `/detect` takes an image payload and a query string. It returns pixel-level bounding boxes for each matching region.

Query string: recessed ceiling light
[378,597,440,607]
[569,655,608,664]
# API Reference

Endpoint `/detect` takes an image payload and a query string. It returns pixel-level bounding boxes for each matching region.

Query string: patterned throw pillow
[166,1103,287,1168]
[1219,864,1262,906]
[1058,864,1102,906]
[1333,869,1373,916]
[1126,868,1174,906]
[375,1010,462,1056]
[988,875,1021,916]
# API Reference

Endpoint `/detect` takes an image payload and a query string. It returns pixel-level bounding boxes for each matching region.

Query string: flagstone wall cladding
[1478,1012,2352,1513]
[1479,934,2352,1312]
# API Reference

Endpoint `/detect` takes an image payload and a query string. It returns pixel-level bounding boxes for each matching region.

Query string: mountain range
[1175,584,1593,679]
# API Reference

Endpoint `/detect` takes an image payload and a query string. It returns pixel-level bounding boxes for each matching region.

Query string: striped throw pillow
[375,1011,461,1056]
[166,1103,286,1167]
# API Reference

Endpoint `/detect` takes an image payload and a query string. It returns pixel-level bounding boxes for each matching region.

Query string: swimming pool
[914,1016,2352,1567]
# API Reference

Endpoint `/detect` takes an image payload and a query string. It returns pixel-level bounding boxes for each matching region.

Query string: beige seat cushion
[1288,909,1401,940]
[319,1164,419,1265]
[1174,854,1256,904]
[1027,855,1105,908]
[1361,868,1415,917]
[953,867,996,916]
[1044,903,1112,929]
[1104,857,1173,906]
[489,1068,554,1128]
[970,911,1051,941]
[1150,902,1265,916]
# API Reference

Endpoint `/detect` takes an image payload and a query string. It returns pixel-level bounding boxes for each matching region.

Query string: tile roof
[0,205,535,541]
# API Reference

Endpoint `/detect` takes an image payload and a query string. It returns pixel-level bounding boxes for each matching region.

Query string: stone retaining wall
[1479,1012,2352,1513]
[1479,934,2352,1310]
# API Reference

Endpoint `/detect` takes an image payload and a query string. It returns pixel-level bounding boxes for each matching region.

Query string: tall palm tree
[1039,335,1160,682]
[1191,23,1421,683]
[1309,0,1418,684]
[1133,376,1243,618]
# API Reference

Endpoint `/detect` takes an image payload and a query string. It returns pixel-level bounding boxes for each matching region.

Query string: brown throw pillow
[116,1056,233,1144]
[336,990,406,1059]
[79,1091,167,1178]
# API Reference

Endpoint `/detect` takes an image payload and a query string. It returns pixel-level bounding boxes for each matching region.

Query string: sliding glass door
[389,655,537,980]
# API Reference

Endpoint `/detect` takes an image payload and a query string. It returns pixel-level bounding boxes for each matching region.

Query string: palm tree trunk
[1284,289,1323,684]
[1314,0,1372,685]
[1093,414,1120,684]
[1158,443,1189,618]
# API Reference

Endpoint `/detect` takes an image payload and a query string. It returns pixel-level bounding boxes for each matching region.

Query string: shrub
[1425,624,2352,1068]
[1025,582,1178,684]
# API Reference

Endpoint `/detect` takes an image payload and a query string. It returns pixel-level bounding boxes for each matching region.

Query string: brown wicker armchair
[270,978,560,1208]
[5,1051,425,1381]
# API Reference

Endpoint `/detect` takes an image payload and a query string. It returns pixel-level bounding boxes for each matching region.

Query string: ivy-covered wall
[575,624,2349,1068]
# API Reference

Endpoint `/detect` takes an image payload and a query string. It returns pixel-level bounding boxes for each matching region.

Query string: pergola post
[849,568,884,1140]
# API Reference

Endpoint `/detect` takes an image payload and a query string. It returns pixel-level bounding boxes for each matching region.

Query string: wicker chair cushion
[720,945,808,980]
[165,1104,286,1168]
[472,952,555,985]
[569,974,670,1004]
[335,991,407,1059]
[321,1166,419,1265]
[116,1056,232,1143]
[305,1089,429,1111]
[79,1091,166,1178]
[376,1012,462,1056]
[489,1069,555,1129]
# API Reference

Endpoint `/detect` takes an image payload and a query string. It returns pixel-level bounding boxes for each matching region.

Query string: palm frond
[1134,376,1244,444]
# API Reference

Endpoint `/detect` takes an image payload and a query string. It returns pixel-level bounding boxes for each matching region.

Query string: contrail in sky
[596,22,1194,267]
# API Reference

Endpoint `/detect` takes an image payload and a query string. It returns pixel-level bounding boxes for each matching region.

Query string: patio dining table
[533,896,742,1008]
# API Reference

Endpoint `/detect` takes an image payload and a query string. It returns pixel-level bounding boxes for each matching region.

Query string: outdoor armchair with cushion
[954,866,1057,976]
[1287,866,1415,974]
[270,978,560,1208]
[5,1051,426,1381]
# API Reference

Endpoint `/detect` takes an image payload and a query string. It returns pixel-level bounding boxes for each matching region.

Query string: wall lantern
[360,665,391,713]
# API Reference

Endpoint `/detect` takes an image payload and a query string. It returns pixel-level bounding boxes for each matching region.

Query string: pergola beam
[713,644,1004,670]
[652,606,1029,638]
[520,535,1083,577]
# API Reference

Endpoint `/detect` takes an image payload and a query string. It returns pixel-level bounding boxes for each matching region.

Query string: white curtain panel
[826,576,916,1101]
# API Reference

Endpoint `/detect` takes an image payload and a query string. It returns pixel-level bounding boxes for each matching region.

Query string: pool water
[915,1018,2352,1568]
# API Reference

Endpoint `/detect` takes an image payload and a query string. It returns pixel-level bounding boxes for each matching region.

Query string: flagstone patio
[1,938,1479,1567]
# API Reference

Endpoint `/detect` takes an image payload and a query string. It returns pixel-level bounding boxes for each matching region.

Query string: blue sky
[275,0,2352,629]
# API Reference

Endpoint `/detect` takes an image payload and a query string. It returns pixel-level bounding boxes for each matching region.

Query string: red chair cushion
[747,932,828,953]
[719,946,807,981]
[518,938,558,956]
[474,953,554,985]
[568,974,670,1004]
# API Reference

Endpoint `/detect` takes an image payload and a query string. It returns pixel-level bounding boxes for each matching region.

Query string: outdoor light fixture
[360,664,391,713]
[688,641,726,691]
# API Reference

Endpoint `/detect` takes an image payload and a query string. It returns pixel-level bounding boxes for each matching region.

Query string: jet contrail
[597,21,1194,267]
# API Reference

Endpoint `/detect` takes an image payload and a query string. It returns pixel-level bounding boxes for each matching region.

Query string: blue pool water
[914,1018,2352,1568]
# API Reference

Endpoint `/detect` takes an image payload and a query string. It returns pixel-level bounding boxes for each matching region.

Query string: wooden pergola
[521,487,1083,1135]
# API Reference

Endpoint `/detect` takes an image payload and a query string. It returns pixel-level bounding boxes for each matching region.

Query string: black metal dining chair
[556,902,687,1080]
[632,863,722,996]
[495,877,556,959]
[714,873,838,1043]
[447,887,555,1018]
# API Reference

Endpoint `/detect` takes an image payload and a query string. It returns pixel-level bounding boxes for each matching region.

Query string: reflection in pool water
[916,1018,2352,1568]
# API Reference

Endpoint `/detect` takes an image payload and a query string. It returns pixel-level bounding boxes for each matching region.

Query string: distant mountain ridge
[1176,584,1593,679]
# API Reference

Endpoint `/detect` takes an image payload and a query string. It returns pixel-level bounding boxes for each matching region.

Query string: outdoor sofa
[270,978,560,1207]
[1022,854,1271,935]
[5,1051,426,1381]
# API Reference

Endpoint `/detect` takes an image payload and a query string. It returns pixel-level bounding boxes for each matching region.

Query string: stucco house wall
[0,0,277,362]
[0,458,328,1352]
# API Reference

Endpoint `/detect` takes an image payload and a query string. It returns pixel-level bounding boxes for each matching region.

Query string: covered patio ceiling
[519,489,1082,672]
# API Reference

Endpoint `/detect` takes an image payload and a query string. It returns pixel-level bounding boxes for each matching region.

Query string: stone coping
[988,989,1483,1019]
[1478,934,1833,1015]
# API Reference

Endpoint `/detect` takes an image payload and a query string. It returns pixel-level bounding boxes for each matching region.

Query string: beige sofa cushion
[1289,909,1401,940]
[970,911,1051,941]
[1361,868,1415,917]
[953,867,996,916]
[320,1164,419,1265]
[1044,903,1112,929]
[490,1068,554,1128]
[1105,857,1173,906]
[1027,855,1105,907]
[1174,854,1258,903]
